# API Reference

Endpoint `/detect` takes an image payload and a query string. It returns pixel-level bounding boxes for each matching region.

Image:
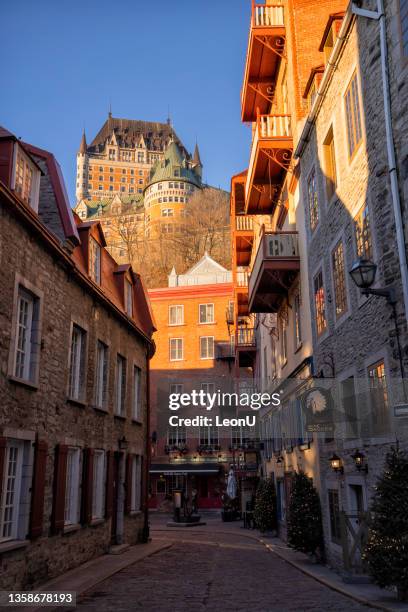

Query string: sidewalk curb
[20,540,173,612]
[258,539,399,612]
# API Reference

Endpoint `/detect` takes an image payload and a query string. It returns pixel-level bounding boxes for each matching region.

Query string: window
[163,223,173,234]
[169,338,183,361]
[328,489,341,543]
[162,208,174,217]
[168,427,187,445]
[170,383,183,395]
[137,152,144,163]
[199,303,214,324]
[158,184,163,191]
[294,292,302,348]
[323,126,337,201]
[401,0,408,55]
[169,182,174,189]
[64,448,81,526]
[368,360,389,434]
[132,366,142,421]
[199,426,219,446]
[99,175,103,181]
[14,146,38,209]
[95,340,108,409]
[307,168,319,231]
[68,324,87,401]
[13,286,40,383]
[169,305,184,326]
[200,336,214,359]
[131,456,142,512]
[313,271,327,335]
[92,450,106,520]
[89,237,101,284]
[354,204,373,260]
[0,439,24,541]
[98,186,103,191]
[332,241,347,318]
[115,355,127,416]
[345,72,363,158]
[125,280,133,317]
[280,316,287,364]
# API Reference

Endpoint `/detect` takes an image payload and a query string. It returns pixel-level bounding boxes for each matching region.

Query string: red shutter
[29,440,48,538]
[125,453,132,514]
[0,437,6,509]
[51,444,68,533]
[81,448,94,525]
[105,450,114,518]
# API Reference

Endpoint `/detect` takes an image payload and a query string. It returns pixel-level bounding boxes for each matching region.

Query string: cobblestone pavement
[76,522,369,612]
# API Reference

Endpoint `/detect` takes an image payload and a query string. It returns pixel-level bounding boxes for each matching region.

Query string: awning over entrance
[150,463,220,475]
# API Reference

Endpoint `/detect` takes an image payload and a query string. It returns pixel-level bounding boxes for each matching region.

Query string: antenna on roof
[108,100,112,119]
[167,105,172,127]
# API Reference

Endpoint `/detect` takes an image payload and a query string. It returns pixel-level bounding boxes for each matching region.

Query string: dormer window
[89,237,101,284]
[125,279,133,317]
[12,144,40,212]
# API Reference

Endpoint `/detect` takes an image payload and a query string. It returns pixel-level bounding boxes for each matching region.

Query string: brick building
[148,254,259,511]
[0,126,155,590]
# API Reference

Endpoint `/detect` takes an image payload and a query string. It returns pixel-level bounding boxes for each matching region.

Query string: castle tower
[76,130,89,202]
[192,142,203,180]
[143,140,202,238]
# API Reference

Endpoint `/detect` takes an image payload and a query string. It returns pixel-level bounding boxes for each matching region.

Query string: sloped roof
[76,194,144,219]
[146,140,201,189]
[88,115,185,154]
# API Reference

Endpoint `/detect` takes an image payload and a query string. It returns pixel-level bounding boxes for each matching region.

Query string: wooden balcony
[245,113,292,214]
[235,216,254,267]
[248,230,300,313]
[235,267,250,317]
[241,1,285,122]
[236,326,257,368]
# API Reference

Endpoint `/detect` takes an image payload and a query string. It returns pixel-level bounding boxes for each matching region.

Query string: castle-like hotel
[74,114,203,256]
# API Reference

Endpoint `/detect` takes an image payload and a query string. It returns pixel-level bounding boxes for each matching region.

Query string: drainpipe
[351,0,408,329]
[143,347,151,542]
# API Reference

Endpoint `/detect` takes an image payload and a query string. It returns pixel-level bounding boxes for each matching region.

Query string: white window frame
[64,447,81,526]
[125,279,133,317]
[11,143,40,212]
[115,355,127,416]
[200,336,214,360]
[89,237,101,284]
[68,324,87,402]
[169,305,184,326]
[92,450,106,520]
[199,303,215,324]
[169,338,183,361]
[0,439,25,542]
[132,365,142,421]
[95,340,108,410]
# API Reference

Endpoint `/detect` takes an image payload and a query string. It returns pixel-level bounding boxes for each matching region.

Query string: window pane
[313,271,326,335]
[332,241,347,318]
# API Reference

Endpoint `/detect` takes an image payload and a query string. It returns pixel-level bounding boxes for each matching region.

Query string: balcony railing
[252,2,284,28]
[236,269,249,287]
[216,339,235,361]
[236,326,256,347]
[258,113,291,139]
[248,231,300,312]
[236,215,254,231]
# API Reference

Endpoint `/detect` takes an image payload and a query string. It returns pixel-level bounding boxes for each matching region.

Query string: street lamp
[351,450,368,473]
[329,453,344,474]
[349,257,404,379]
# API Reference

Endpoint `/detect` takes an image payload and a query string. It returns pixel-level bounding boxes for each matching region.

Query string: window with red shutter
[29,440,48,539]
[51,444,68,533]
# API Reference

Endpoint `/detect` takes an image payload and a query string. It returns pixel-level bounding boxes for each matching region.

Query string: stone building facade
[294,0,408,570]
[0,126,155,590]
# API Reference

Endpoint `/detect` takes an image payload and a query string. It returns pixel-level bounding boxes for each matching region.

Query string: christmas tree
[363,446,408,601]
[254,477,277,533]
[287,472,324,557]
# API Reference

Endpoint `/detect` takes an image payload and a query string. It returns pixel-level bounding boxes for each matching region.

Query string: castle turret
[192,142,203,179]
[76,129,89,202]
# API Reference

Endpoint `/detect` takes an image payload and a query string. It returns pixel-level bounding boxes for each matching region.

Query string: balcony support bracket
[255,35,286,61]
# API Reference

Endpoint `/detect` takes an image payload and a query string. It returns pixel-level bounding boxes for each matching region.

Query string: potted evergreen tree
[287,472,324,562]
[253,477,277,535]
[364,446,408,601]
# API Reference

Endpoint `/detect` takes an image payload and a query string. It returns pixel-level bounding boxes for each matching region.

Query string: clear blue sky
[1,0,252,204]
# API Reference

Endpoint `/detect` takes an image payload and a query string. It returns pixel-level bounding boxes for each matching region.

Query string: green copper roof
[146,140,201,190]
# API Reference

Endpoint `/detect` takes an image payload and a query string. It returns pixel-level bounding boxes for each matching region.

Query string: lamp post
[349,258,405,380]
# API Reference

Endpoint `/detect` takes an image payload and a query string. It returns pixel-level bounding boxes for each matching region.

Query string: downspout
[143,347,151,542]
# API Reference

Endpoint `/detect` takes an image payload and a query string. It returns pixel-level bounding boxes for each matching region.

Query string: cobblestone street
[76,516,368,612]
